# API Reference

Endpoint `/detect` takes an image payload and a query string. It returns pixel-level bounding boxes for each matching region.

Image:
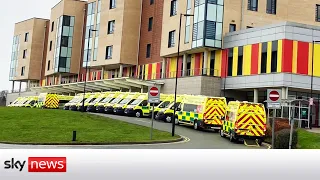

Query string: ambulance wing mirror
[176,107,181,111]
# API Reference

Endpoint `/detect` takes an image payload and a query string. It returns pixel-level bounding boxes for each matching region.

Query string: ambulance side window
[183,104,198,112]
[140,100,148,106]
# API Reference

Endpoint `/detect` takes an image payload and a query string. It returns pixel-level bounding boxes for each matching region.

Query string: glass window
[148,17,153,31]
[51,21,55,32]
[70,17,75,27]
[88,3,92,15]
[197,21,204,40]
[248,0,258,11]
[146,44,151,58]
[170,0,177,16]
[47,60,51,71]
[21,66,25,76]
[24,32,29,42]
[110,0,116,9]
[108,20,115,34]
[63,16,71,26]
[185,26,190,43]
[229,24,236,32]
[61,36,69,47]
[266,0,277,14]
[60,47,68,57]
[150,0,154,5]
[316,5,320,22]
[183,104,198,112]
[98,0,101,12]
[23,49,27,58]
[168,30,175,48]
[106,46,113,59]
[68,37,73,47]
[67,48,72,58]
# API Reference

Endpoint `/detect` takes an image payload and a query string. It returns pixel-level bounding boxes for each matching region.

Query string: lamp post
[172,13,194,136]
[82,29,97,112]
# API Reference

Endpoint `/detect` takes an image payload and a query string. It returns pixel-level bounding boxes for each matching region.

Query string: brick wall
[138,0,164,65]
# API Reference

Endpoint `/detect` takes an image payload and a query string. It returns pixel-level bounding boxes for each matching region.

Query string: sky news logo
[4,157,67,172]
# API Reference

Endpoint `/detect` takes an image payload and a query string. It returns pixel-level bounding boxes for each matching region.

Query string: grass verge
[297,129,320,149]
[0,107,180,144]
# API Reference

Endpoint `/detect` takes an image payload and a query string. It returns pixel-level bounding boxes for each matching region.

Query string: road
[0,113,266,149]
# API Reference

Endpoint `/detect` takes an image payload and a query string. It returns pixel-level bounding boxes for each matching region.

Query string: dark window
[170,0,177,16]
[248,0,258,11]
[62,16,71,26]
[227,48,233,76]
[229,24,236,32]
[271,41,278,73]
[23,49,27,59]
[47,60,50,71]
[59,57,67,68]
[21,66,25,76]
[210,51,215,75]
[49,41,53,51]
[110,0,116,9]
[61,36,69,47]
[146,44,151,58]
[316,5,320,22]
[261,42,267,73]
[148,17,153,31]
[150,0,154,5]
[106,46,113,59]
[168,30,175,48]
[24,32,29,42]
[266,0,277,14]
[108,20,115,34]
[237,47,243,76]
[206,21,216,39]
[140,100,148,106]
[183,104,198,112]
[51,21,54,32]
[247,26,253,29]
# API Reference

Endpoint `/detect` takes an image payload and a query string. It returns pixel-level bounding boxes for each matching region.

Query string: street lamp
[310,40,320,128]
[81,29,97,112]
[172,13,194,136]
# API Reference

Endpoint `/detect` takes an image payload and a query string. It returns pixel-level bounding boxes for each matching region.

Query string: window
[237,47,243,76]
[21,66,25,76]
[146,44,151,58]
[316,5,320,22]
[51,21,54,32]
[247,26,253,29]
[108,20,115,34]
[49,41,53,51]
[227,48,233,76]
[61,36,69,47]
[106,46,113,59]
[110,0,116,9]
[183,104,198,112]
[150,0,154,5]
[24,32,29,42]
[170,0,177,16]
[168,30,175,48]
[47,60,50,71]
[148,17,153,31]
[23,49,27,59]
[229,24,236,32]
[248,0,258,11]
[266,0,277,14]
[261,42,267,73]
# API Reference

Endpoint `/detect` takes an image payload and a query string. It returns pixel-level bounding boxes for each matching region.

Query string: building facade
[8,0,320,126]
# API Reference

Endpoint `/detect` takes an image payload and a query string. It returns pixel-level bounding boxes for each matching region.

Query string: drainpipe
[240,0,245,29]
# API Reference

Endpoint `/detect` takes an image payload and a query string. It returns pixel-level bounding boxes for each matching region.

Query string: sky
[0,0,65,91]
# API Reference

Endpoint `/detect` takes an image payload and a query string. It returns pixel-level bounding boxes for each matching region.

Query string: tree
[0,90,8,106]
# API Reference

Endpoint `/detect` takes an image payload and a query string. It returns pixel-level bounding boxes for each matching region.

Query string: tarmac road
[0,113,266,149]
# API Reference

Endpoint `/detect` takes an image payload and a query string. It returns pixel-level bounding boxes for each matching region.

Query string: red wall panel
[221,49,228,78]
[297,41,309,75]
[282,39,293,73]
[251,44,259,75]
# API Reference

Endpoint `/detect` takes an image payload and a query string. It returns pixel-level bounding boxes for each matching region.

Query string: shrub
[274,129,298,149]
[266,118,291,138]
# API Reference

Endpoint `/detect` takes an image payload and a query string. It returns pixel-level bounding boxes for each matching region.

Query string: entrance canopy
[30,77,164,94]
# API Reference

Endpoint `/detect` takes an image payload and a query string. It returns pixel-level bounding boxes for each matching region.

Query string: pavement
[0,113,267,149]
[307,128,320,134]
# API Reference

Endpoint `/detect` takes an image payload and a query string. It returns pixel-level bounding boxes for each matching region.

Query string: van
[175,95,227,131]
[153,95,174,116]
[70,93,92,111]
[86,92,110,112]
[156,96,186,122]
[64,94,82,110]
[113,93,141,115]
[36,93,74,109]
[23,96,39,108]
[11,97,27,107]
[220,101,267,145]
[8,97,23,107]
[104,92,129,113]
[77,93,101,111]
[96,92,121,113]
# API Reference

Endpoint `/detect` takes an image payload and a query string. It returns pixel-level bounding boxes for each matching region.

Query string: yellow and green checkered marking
[177,111,203,122]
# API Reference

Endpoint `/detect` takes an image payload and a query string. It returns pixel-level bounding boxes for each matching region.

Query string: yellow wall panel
[267,42,272,73]
[232,47,238,76]
[170,57,177,78]
[207,51,211,76]
[243,45,252,75]
[314,44,320,77]
[191,54,195,76]
[308,43,313,76]
[277,40,283,73]
[292,41,298,73]
[152,63,157,79]
[215,50,222,76]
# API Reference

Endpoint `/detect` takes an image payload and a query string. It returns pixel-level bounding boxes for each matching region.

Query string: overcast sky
[0,0,71,91]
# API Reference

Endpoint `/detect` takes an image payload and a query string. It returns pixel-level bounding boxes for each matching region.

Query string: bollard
[72,131,77,141]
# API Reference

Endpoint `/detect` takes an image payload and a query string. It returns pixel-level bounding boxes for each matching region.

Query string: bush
[274,129,298,149]
[266,118,291,138]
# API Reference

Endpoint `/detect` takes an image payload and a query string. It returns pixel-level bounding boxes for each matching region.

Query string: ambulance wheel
[220,129,225,137]
[257,139,263,146]
[175,116,179,125]
[229,132,235,142]
[193,120,199,130]
[165,115,172,123]
[135,110,142,118]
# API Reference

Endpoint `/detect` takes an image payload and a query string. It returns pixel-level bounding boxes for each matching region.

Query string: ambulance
[124,94,169,118]
[174,95,227,131]
[70,93,92,111]
[156,96,186,122]
[8,97,23,107]
[10,97,28,107]
[220,101,267,145]
[113,93,141,115]
[23,96,39,108]
[104,92,129,114]
[77,93,101,111]
[96,92,121,113]
[36,93,74,109]
[64,94,83,110]
[86,92,110,112]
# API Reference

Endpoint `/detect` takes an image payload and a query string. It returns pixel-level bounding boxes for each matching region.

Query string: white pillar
[27,80,31,90]
[19,81,22,96]
[129,88,132,92]
[11,81,15,93]
[141,88,144,93]
[86,71,89,81]
[119,65,124,78]
[182,54,187,77]
[282,87,288,99]
[254,89,259,103]
[59,74,62,84]
[161,58,166,79]
[203,50,209,75]
[101,67,105,80]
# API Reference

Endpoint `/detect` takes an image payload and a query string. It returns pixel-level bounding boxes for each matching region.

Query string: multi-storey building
[8,0,320,127]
